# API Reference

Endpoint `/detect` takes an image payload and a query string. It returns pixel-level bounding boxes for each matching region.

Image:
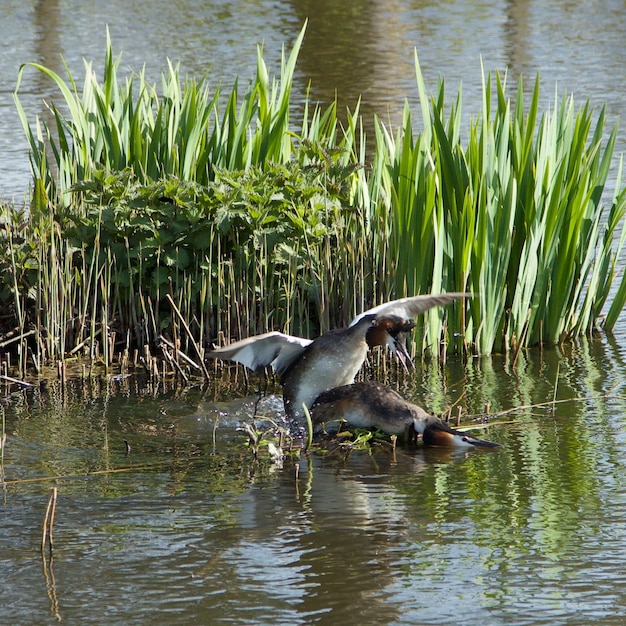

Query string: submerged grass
[2,24,626,377]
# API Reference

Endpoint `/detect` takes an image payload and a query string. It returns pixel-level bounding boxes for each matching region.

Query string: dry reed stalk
[0,329,37,348]
[0,374,33,387]
[166,294,210,380]
[159,342,190,383]
[41,487,58,553]
[158,335,201,370]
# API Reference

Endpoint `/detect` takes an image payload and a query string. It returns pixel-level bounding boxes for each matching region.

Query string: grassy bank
[3,24,626,378]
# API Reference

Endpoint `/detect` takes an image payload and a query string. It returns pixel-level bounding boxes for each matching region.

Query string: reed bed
[3,24,626,378]
[370,56,626,355]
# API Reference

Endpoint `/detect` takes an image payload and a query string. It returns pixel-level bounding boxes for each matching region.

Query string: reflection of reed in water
[0,406,6,486]
[41,486,61,622]
[42,551,62,622]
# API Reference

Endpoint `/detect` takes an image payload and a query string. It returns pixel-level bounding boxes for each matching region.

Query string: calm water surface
[3,1,626,624]
[3,336,626,625]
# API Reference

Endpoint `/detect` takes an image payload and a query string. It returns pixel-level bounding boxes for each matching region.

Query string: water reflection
[503,0,532,77]
[34,0,62,72]
[291,0,411,128]
[2,335,626,623]
[3,0,626,619]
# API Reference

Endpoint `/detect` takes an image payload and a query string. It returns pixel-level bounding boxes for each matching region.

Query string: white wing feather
[209,331,312,375]
[350,293,470,326]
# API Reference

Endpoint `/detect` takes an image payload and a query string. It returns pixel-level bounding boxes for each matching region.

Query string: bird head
[365,315,416,372]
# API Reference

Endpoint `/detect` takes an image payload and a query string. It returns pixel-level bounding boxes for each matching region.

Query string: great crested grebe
[208,293,468,421]
[311,381,500,448]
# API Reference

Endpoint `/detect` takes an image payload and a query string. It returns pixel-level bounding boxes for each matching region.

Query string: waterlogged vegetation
[2,24,626,378]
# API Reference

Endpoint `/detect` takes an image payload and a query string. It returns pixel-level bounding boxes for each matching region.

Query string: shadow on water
[2,336,626,623]
[34,0,62,72]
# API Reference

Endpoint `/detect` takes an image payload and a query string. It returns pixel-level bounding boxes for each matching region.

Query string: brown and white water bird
[311,382,501,448]
[208,293,468,422]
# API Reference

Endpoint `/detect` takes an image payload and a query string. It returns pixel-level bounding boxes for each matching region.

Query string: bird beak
[411,417,426,435]
[391,333,414,372]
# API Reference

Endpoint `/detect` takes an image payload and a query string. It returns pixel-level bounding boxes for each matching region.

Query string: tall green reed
[13,25,308,206]
[374,53,626,355]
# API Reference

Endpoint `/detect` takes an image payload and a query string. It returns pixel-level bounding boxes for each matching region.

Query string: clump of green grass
[8,24,373,369]
[13,24,310,207]
[4,25,626,375]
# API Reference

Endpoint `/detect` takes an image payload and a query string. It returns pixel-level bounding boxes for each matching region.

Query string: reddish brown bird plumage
[311,382,501,448]
[209,294,469,423]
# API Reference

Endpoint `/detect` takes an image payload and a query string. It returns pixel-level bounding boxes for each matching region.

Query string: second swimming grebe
[311,382,501,448]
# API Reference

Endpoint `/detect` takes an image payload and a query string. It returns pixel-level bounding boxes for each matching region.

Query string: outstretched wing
[208,331,312,375]
[350,292,471,326]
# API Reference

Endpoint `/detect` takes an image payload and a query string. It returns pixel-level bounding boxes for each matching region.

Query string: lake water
[4,338,626,625]
[3,1,626,624]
